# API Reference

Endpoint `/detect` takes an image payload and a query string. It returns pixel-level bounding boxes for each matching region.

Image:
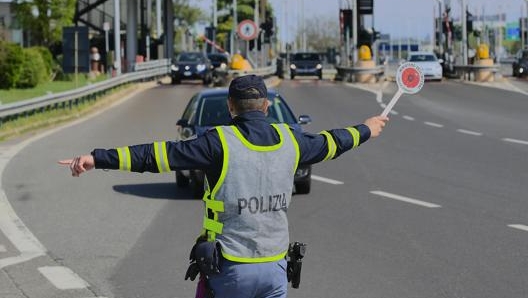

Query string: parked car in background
[171,52,213,85]
[207,52,230,86]
[289,52,323,80]
[175,88,313,197]
[512,49,528,78]
[406,51,443,81]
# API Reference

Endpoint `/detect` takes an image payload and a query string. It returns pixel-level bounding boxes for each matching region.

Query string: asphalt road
[2,77,528,298]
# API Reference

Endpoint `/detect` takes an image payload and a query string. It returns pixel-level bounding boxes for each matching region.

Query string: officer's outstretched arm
[364,116,389,138]
[58,155,95,177]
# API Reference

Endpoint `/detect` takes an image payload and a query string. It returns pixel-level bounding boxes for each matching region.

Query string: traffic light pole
[461,0,467,65]
[352,0,358,63]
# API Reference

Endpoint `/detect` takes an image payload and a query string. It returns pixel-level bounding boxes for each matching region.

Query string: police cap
[228,75,267,100]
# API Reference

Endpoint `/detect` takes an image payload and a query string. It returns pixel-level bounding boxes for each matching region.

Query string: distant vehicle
[289,52,323,80]
[512,49,528,78]
[406,51,443,81]
[175,88,313,197]
[207,52,230,86]
[171,52,213,85]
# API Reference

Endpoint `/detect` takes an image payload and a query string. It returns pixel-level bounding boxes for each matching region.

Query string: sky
[194,0,527,40]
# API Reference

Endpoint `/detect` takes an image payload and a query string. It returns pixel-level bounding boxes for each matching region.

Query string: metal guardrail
[0,59,170,126]
[334,65,385,82]
[452,64,501,81]
[0,58,277,127]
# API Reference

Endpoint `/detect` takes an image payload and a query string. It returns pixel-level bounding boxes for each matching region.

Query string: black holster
[185,238,221,298]
[286,242,307,289]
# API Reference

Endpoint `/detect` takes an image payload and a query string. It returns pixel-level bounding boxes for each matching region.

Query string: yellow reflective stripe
[212,127,229,196]
[221,250,288,263]
[203,217,223,234]
[201,127,230,242]
[116,147,131,171]
[284,124,300,172]
[231,125,283,151]
[204,199,224,212]
[346,127,360,148]
[319,131,337,161]
[153,142,170,173]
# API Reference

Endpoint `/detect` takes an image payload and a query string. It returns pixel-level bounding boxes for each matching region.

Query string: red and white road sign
[237,19,259,41]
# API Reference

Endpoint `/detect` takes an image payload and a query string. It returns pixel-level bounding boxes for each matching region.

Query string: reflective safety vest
[201,123,300,263]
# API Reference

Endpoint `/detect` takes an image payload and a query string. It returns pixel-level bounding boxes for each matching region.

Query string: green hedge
[17,48,48,88]
[0,42,54,89]
[0,41,24,89]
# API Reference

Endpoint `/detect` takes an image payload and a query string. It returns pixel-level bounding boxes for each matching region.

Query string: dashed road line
[38,266,89,290]
[424,121,444,128]
[502,138,528,146]
[456,129,483,136]
[311,175,344,185]
[508,224,528,232]
[402,115,415,121]
[370,190,442,208]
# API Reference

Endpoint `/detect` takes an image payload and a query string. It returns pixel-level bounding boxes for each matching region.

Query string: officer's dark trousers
[208,258,288,298]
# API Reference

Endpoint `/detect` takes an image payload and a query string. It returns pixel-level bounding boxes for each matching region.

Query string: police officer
[60,75,388,298]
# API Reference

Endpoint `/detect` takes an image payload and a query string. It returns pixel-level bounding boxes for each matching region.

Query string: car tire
[318,73,323,80]
[176,171,189,187]
[295,179,311,194]
[172,77,181,85]
[290,74,295,80]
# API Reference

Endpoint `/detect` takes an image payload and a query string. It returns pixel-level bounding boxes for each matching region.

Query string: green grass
[0,74,107,105]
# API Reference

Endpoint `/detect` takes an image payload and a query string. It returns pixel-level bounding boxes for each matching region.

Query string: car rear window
[198,97,231,126]
[197,94,297,126]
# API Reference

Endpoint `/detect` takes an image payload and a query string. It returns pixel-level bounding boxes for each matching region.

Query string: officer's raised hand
[58,155,95,177]
[364,115,389,138]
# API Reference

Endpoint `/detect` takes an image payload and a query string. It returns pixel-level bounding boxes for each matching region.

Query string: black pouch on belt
[185,239,222,280]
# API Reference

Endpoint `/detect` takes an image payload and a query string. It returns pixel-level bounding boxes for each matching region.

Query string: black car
[207,53,230,86]
[171,52,213,85]
[175,88,313,197]
[289,52,323,80]
[512,49,528,78]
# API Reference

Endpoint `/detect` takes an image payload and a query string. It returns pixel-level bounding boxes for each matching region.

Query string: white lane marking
[402,115,415,121]
[0,86,148,270]
[0,245,6,252]
[311,175,344,185]
[456,129,483,136]
[424,121,444,128]
[370,190,442,208]
[38,266,90,290]
[502,138,528,146]
[508,224,528,232]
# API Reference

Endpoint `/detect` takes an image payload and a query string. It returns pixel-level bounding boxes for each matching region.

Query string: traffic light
[260,17,274,43]
[341,9,353,38]
[466,10,473,33]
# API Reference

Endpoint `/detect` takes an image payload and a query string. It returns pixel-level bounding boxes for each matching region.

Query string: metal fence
[0,59,170,127]
[0,58,278,128]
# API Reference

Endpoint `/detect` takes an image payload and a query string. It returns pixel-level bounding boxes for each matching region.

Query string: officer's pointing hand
[364,116,389,138]
[58,155,95,177]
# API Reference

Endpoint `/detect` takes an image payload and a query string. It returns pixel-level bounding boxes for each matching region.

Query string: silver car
[406,51,443,81]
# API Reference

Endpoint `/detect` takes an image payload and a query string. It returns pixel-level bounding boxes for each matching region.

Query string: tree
[11,0,76,47]
[301,16,340,52]
[173,0,206,52]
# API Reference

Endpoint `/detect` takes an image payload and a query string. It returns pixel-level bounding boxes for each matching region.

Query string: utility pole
[461,0,467,65]
[352,0,357,63]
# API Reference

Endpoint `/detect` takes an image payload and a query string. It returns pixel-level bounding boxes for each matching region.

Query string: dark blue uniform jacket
[92,111,371,187]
